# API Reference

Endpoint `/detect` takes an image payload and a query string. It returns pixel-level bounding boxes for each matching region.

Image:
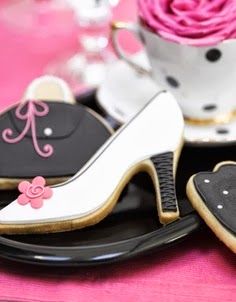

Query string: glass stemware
[46,0,119,93]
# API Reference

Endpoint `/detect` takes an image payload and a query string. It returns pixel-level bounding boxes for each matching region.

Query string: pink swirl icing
[26,184,45,199]
[138,0,236,46]
[2,100,53,158]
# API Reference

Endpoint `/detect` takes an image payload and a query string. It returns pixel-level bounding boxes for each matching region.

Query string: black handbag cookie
[186,161,236,253]
[0,76,112,189]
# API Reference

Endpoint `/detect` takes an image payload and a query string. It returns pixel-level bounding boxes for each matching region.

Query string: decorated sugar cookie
[187,162,236,253]
[0,76,112,189]
[0,91,184,234]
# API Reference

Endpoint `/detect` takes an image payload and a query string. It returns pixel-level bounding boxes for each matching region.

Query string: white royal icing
[0,91,184,224]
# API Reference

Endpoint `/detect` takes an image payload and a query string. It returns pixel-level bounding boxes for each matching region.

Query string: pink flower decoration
[138,0,236,46]
[17,176,53,209]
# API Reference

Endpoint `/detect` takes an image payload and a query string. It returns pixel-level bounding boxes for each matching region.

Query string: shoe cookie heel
[143,151,179,224]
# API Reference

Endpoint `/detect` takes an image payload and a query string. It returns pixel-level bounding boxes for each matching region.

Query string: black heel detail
[151,152,178,212]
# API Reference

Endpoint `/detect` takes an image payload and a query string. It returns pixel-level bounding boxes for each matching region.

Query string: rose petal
[17,193,30,205]
[32,176,46,187]
[171,0,198,12]
[18,181,30,193]
[31,198,43,209]
[138,0,236,46]
[43,187,53,199]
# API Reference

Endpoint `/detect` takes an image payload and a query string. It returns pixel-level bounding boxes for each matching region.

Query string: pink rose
[17,176,53,209]
[138,0,236,46]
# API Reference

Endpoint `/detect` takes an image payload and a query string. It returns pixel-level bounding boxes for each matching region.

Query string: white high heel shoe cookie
[0,91,184,234]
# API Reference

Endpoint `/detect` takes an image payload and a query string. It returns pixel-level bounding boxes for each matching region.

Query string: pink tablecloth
[0,1,235,301]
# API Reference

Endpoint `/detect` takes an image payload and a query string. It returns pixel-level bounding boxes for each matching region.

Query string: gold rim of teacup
[184,109,236,126]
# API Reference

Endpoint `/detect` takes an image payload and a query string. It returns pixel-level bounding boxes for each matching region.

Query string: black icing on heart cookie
[186,162,236,253]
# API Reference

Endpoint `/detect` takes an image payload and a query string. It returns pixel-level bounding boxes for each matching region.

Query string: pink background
[0,0,139,110]
[0,1,235,301]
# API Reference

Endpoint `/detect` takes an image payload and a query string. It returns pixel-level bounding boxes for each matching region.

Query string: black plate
[0,93,235,267]
[0,183,199,266]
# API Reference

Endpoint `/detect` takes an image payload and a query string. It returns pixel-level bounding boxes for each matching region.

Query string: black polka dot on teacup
[166,76,179,88]
[205,49,222,62]
[139,32,146,44]
[216,128,229,135]
[202,104,217,111]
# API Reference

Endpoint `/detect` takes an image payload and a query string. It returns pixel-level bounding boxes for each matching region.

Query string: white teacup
[111,21,236,125]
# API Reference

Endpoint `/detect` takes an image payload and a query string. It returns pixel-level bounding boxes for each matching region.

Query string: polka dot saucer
[97,51,236,147]
[184,120,236,146]
[97,52,159,124]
